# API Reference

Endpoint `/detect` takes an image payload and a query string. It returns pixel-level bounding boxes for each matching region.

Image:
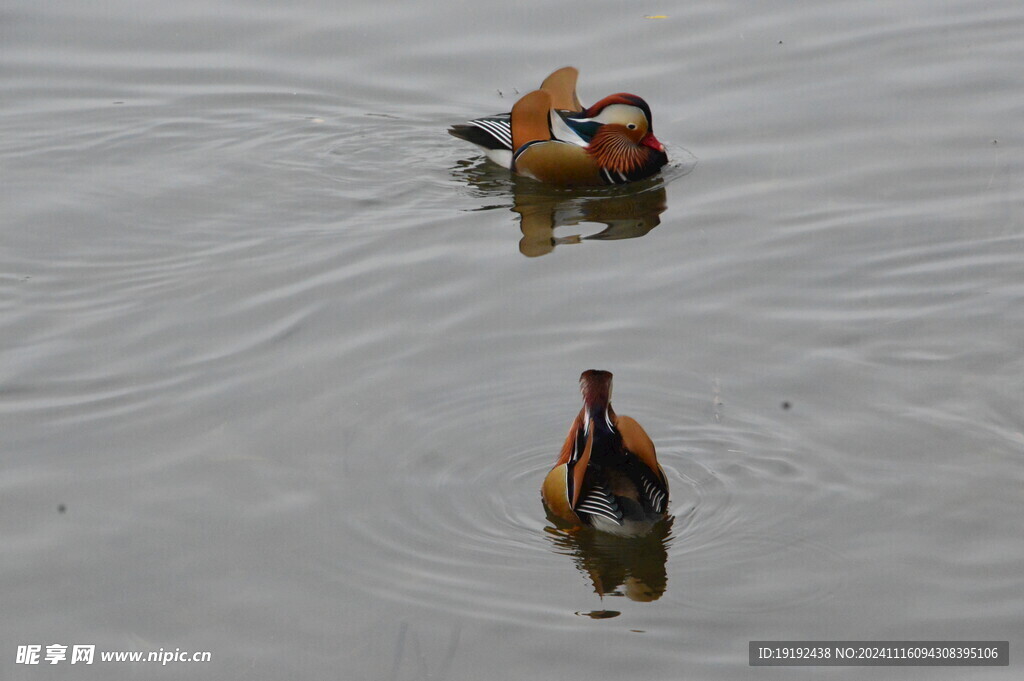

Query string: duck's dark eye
[627,123,637,130]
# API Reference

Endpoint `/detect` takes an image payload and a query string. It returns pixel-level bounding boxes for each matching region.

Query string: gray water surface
[2,0,1023,679]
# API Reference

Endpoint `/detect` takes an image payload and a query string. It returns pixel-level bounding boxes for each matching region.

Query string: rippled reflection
[544,515,674,602]
[452,159,671,257]
[513,182,667,257]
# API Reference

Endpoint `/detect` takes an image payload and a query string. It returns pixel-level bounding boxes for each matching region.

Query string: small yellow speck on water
[312,118,324,123]
[645,15,668,19]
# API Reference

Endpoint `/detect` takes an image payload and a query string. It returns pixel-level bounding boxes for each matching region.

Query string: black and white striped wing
[639,469,669,514]
[471,115,512,150]
[450,114,513,151]
[574,482,623,525]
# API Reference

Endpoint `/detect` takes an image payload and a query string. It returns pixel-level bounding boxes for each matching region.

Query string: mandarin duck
[542,370,669,536]
[449,67,668,186]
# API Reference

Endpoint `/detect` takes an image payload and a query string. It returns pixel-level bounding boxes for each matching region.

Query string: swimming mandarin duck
[542,370,669,535]
[449,67,668,186]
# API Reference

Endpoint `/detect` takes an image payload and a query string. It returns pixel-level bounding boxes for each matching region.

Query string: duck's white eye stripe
[604,409,614,431]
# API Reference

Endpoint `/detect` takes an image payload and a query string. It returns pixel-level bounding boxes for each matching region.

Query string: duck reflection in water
[451,158,668,257]
[513,180,667,257]
[545,516,673,602]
